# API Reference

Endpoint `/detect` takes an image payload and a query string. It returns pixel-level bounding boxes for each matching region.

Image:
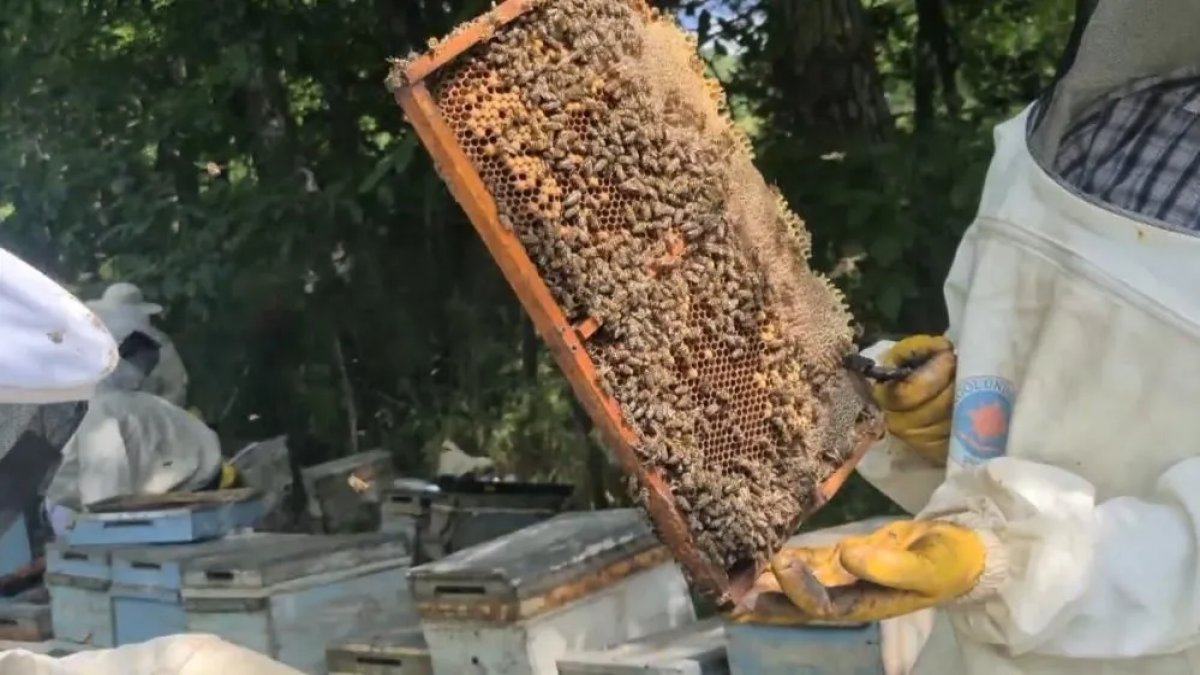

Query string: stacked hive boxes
[44,490,412,674]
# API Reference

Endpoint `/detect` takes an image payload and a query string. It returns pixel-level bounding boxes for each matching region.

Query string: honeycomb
[401,0,874,572]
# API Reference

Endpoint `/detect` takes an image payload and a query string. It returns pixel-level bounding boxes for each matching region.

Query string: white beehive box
[326,622,433,675]
[557,617,729,675]
[409,508,695,675]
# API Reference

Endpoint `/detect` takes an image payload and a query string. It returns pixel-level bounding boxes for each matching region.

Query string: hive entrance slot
[103,519,152,528]
[432,584,488,598]
[357,656,404,667]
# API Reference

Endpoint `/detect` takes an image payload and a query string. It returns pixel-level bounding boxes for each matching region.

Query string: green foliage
[0,0,1069,518]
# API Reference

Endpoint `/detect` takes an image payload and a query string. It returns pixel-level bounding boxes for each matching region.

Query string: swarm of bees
[419,0,867,570]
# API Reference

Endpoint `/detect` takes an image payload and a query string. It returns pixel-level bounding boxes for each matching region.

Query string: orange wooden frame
[391,0,882,608]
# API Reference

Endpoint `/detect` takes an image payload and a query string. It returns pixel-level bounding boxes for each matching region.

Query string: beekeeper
[87,281,189,407]
[43,280,235,532]
[737,0,1200,672]
[0,246,301,674]
[43,389,238,530]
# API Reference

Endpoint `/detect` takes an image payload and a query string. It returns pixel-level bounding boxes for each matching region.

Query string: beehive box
[45,542,115,648]
[64,489,265,546]
[326,622,433,675]
[379,479,437,554]
[557,617,729,675]
[389,0,884,606]
[419,477,571,562]
[0,601,52,642]
[724,622,882,675]
[104,532,412,673]
[303,449,395,534]
[409,508,695,675]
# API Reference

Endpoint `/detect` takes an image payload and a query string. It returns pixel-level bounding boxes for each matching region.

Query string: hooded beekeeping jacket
[0,248,116,405]
[855,1,1200,672]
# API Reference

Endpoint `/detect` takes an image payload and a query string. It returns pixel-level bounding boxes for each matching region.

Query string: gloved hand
[731,520,985,624]
[871,335,955,465]
[218,462,241,489]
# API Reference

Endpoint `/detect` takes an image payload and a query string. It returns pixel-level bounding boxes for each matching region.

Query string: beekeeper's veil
[1027,0,1200,168]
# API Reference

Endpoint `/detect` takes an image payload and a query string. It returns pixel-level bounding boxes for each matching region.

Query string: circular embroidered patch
[949,375,1015,465]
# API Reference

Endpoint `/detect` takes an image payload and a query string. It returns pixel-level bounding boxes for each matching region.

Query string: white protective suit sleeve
[0,247,117,404]
[913,218,1200,658]
[922,457,1200,658]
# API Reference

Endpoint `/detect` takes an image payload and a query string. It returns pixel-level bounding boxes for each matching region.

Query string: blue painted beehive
[101,532,413,673]
[46,542,117,647]
[63,489,266,546]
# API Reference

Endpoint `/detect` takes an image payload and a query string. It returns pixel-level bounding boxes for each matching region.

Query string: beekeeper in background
[0,245,300,674]
[736,0,1200,673]
[43,279,238,534]
[86,281,189,407]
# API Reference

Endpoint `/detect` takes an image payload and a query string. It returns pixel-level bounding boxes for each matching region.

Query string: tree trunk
[764,0,892,143]
[914,0,961,131]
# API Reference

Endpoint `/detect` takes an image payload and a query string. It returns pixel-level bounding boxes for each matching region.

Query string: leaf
[869,235,904,266]
[876,283,904,323]
[357,136,416,195]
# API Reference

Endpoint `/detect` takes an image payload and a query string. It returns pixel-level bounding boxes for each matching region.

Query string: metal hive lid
[408,508,670,622]
[97,532,408,590]
[180,532,408,588]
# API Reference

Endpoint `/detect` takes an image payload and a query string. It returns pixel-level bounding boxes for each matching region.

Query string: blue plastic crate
[725,621,883,675]
[64,490,265,546]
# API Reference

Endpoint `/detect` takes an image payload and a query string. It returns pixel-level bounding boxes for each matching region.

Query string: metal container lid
[408,508,670,623]
[182,532,408,589]
[100,532,408,590]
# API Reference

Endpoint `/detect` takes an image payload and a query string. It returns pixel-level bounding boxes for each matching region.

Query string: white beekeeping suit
[86,282,189,407]
[44,282,215,533]
[0,249,116,404]
[44,390,224,512]
[847,1,1200,673]
[0,245,301,675]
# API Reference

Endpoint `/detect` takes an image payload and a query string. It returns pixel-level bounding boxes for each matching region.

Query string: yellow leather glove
[872,335,955,465]
[731,520,985,624]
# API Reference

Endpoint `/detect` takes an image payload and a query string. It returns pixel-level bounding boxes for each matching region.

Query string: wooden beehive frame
[391,0,883,607]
